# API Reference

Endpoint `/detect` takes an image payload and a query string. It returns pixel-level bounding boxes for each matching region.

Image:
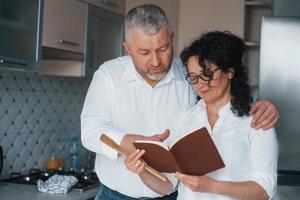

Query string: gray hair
[125,4,173,40]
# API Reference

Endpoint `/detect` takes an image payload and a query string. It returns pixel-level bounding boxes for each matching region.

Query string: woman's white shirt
[168,100,278,200]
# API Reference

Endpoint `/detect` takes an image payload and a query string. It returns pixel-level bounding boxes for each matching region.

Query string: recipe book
[133,127,225,176]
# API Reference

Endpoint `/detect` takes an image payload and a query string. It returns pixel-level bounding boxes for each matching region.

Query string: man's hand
[145,129,170,142]
[250,99,280,130]
[124,149,146,174]
[120,129,170,154]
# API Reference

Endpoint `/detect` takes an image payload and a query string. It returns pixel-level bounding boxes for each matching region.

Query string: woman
[125,31,278,200]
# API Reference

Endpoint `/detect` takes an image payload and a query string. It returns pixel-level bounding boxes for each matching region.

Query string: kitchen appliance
[259,17,300,199]
[0,169,100,192]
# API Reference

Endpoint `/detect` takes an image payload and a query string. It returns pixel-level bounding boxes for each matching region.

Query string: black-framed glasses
[185,68,220,84]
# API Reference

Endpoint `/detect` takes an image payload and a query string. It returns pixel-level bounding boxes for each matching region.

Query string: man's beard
[146,72,167,81]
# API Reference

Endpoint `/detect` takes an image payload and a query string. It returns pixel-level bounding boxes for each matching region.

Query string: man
[81,4,279,200]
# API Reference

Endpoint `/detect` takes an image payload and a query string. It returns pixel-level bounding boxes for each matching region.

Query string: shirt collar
[119,56,138,83]
[196,99,233,117]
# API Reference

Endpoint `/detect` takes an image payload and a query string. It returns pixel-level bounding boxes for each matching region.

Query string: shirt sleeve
[249,128,278,199]
[81,66,126,161]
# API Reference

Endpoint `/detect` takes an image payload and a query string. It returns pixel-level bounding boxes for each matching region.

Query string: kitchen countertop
[0,183,99,200]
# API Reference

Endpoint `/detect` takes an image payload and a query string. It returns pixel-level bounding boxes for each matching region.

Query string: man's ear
[123,42,132,57]
[227,68,235,79]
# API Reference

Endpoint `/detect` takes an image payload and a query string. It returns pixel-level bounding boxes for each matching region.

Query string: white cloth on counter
[37,174,78,194]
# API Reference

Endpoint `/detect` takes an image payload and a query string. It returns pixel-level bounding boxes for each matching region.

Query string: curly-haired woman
[125,31,278,200]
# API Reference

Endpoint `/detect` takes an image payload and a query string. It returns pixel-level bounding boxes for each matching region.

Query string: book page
[134,140,170,151]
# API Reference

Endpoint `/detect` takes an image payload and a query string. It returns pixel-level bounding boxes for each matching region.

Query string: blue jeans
[95,184,178,200]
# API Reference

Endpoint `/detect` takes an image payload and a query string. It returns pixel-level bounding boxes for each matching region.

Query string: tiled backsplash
[0,69,92,178]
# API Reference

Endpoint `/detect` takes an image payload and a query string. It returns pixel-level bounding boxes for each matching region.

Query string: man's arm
[81,68,128,160]
[81,67,171,158]
[250,99,280,130]
[120,129,170,153]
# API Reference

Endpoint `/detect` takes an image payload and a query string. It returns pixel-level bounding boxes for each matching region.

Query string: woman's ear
[227,68,235,79]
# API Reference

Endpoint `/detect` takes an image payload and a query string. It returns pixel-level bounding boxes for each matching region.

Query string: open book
[133,127,225,176]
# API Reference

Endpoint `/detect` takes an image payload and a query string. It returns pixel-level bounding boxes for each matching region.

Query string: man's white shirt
[81,55,196,198]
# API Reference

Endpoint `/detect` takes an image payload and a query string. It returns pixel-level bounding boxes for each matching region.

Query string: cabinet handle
[58,40,79,47]
[0,59,27,66]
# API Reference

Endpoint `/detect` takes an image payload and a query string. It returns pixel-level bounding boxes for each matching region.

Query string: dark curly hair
[180,31,252,117]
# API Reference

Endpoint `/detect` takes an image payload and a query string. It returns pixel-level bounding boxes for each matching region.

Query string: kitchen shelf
[245,1,270,8]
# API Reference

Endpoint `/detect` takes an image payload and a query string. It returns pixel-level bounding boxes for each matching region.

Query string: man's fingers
[127,149,145,164]
[136,161,146,174]
[133,150,145,168]
[255,109,271,125]
[251,104,267,125]
[158,129,170,141]
[147,129,170,142]
[249,100,262,115]
[254,113,279,130]
[252,105,280,130]
[127,149,140,160]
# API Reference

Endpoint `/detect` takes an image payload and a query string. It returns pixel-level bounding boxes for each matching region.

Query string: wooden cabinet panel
[43,0,87,53]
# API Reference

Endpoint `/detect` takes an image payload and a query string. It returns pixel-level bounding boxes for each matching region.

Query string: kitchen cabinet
[0,0,43,70]
[85,4,124,77]
[177,0,245,56]
[82,0,125,15]
[244,0,272,86]
[273,0,300,17]
[42,0,87,53]
[39,0,88,77]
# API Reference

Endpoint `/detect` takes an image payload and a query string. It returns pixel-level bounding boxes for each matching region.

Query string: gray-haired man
[81,4,279,200]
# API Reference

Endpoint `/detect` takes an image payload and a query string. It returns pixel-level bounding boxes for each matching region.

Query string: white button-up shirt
[81,56,196,198]
[169,100,278,200]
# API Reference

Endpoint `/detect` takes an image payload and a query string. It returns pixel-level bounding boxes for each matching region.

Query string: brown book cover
[133,127,225,176]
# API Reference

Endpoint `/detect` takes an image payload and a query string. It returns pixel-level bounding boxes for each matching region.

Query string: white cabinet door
[43,0,87,53]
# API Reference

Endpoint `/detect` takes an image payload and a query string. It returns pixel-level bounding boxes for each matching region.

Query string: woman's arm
[175,173,269,200]
[175,127,278,200]
[125,149,174,195]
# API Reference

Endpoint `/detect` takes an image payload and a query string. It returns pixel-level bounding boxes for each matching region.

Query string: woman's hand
[124,149,146,174]
[174,172,216,193]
